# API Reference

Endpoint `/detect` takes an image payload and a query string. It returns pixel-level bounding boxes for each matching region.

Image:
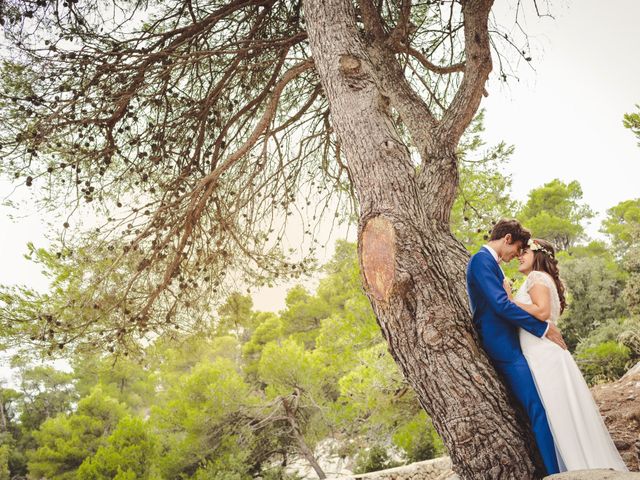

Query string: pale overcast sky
[482,0,640,230]
[1,0,639,329]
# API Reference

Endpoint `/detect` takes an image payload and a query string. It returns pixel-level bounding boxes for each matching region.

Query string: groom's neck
[486,240,503,259]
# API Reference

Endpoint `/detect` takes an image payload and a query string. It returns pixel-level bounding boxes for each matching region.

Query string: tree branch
[356,0,387,40]
[402,45,465,75]
[437,0,494,146]
[135,59,314,320]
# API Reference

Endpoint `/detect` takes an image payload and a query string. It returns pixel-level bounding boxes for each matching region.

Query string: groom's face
[501,235,523,262]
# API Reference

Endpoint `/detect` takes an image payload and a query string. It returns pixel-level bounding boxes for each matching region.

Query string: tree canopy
[518,178,594,251]
[0,0,543,357]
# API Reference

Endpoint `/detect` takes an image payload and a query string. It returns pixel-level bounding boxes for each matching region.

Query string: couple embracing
[466,219,628,475]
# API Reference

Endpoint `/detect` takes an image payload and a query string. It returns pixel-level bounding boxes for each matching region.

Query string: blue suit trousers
[495,357,560,475]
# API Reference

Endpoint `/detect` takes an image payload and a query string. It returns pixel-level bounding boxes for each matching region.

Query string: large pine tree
[0,1,552,476]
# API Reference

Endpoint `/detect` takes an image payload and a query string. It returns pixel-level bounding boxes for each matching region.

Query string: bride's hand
[503,278,513,299]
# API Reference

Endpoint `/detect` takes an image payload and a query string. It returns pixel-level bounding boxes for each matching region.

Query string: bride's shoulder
[526,270,555,288]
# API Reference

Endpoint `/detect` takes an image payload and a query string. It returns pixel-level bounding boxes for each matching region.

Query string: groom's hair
[489,219,531,244]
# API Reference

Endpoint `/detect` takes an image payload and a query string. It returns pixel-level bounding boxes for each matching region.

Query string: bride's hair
[530,239,567,314]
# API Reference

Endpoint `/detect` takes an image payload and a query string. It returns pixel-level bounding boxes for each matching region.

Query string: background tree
[557,243,628,350]
[75,416,159,480]
[0,0,567,476]
[70,351,155,417]
[601,199,640,258]
[27,386,127,479]
[623,104,640,145]
[622,238,640,317]
[216,292,258,341]
[0,385,23,478]
[0,232,636,477]
[12,363,77,433]
[518,179,594,251]
[149,358,257,479]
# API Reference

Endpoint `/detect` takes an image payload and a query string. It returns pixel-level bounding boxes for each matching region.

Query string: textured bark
[303,1,543,478]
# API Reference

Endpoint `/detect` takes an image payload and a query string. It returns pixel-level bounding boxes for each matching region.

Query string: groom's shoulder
[470,247,490,262]
[468,247,490,269]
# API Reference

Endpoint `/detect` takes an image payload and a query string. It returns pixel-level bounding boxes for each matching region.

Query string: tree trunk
[303,1,543,478]
[281,394,326,479]
[0,400,7,433]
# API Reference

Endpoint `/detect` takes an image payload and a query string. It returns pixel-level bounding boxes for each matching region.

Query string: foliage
[558,246,628,350]
[0,384,27,478]
[150,358,256,478]
[70,351,155,415]
[575,341,632,385]
[279,285,330,349]
[0,444,9,480]
[622,241,640,316]
[0,0,336,355]
[601,199,640,258]
[392,411,444,463]
[576,317,640,360]
[518,179,594,251]
[353,445,402,474]
[76,416,159,480]
[27,385,127,480]
[189,450,252,480]
[217,293,258,341]
[452,110,519,253]
[242,312,284,379]
[11,363,77,433]
[623,105,640,146]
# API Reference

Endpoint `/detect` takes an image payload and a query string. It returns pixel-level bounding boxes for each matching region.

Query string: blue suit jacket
[466,247,548,362]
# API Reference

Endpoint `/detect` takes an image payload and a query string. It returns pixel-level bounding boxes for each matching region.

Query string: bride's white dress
[516,270,628,472]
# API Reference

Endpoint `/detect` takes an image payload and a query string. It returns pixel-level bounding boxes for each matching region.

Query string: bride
[505,238,628,472]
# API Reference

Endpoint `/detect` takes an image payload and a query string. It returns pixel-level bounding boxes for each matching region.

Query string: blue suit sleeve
[469,254,548,338]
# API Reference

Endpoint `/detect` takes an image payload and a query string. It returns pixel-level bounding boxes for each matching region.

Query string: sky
[1,0,639,380]
[482,0,640,229]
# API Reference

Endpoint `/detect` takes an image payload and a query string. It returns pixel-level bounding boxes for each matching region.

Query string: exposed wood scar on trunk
[339,54,368,89]
[361,216,396,301]
[338,54,361,75]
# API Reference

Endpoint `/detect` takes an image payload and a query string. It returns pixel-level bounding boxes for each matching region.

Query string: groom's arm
[469,254,548,338]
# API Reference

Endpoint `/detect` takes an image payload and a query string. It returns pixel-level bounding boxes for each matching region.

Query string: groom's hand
[545,322,567,350]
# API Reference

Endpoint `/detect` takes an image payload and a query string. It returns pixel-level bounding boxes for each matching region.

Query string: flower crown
[527,239,553,257]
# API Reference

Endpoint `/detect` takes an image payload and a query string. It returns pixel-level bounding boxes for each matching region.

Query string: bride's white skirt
[520,329,629,472]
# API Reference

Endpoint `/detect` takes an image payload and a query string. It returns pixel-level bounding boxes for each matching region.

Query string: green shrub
[0,444,9,480]
[576,317,640,360]
[392,412,444,463]
[353,445,401,474]
[575,341,631,385]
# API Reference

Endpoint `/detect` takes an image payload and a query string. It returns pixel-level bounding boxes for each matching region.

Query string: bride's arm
[514,283,552,321]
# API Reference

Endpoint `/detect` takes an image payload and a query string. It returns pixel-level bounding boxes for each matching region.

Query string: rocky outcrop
[591,362,640,471]
[336,457,455,480]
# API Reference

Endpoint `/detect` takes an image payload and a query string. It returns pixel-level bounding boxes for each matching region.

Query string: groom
[466,219,565,475]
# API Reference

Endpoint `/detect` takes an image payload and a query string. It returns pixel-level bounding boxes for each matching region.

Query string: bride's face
[518,249,535,274]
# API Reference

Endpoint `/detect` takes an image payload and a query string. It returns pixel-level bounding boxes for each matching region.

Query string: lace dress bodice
[514,270,561,324]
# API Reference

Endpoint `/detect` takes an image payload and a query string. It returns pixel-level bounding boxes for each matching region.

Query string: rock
[623,362,640,379]
[591,363,640,472]
[545,470,640,479]
[335,456,453,480]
